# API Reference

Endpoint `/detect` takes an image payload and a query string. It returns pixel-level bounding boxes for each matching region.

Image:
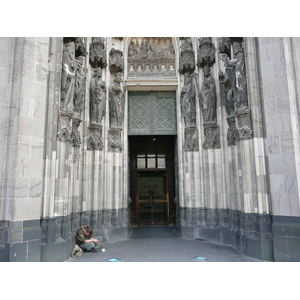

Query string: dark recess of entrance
[129,135,176,226]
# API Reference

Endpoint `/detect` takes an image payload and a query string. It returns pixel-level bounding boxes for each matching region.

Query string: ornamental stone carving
[73,56,88,118]
[109,73,125,129]
[184,128,199,152]
[199,66,217,124]
[61,42,79,111]
[180,73,198,128]
[87,123,103,150]
[90,68,106,125]
[63,37,88,57]
[203,123,220,149]
[219,37,231,57]
[89,37,107,69]
[220,42,248,111]
[57,111,73,142]
[109,48,124,73]
[71,117,82,147]
[179,38,195,74]
[108,128,123,152]
[197,37,215,68]
[127,38,176,77]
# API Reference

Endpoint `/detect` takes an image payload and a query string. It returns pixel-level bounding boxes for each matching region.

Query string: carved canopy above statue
[127,37,176,78]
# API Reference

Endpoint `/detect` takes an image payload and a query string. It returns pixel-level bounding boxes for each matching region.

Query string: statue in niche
[146,41,156,59]
[61,42,79,111]
[128,41,138,58]
[219,67,235,117]
[220,42,248,111]
[74,56,88,117]
[89,37,107,68]
[179,38,195,74]
[109,73,125,129]
[199,66,217,124]
[181,73,198,128]
[90,68,106,124]
[197,37,215,68]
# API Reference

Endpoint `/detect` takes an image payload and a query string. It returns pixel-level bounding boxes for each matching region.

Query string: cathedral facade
[0,37,300,261]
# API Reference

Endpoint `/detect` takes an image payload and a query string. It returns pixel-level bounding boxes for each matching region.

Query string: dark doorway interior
[129,135,176,226]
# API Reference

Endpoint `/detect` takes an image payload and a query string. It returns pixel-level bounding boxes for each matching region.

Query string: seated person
[76,225,102,252]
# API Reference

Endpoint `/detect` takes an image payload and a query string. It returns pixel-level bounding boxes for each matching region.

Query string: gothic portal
[1,37,300,262]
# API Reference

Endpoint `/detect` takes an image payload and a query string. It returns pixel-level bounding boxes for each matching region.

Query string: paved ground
[65,226,261,262]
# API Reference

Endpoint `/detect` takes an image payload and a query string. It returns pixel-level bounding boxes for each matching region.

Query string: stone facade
[0,37,300,262]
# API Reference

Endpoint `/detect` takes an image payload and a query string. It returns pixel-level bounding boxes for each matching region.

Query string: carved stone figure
[219,68,235,117]
[87,123,103,150]
[89,37,107,68]
[221,42,248,111]
[74,56,88,118]
[199,66,217,124]
[128,41,138,58]
[74,37,88,57]
[109,48,124,73]
[109,73,125,129]
[61,42,79,111]
[179,38,195,74]
[108,128,123,152]
[71,117,82,147]
[197,37,215,68]
[181,73,198,128]
[203,123,220,149]
[184,128,199,152]
[90,68,106,124]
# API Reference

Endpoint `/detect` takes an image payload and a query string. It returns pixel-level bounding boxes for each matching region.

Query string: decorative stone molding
[57,110,74,142]
[63,37,88,57]
[197,37,215,68]
[178,38,195,74]
[184,127,199,152]
[89,37,107,69]
[203,123,220,149]
[108,128,123,152]
[87,123,103,150]
[109,48,124,74]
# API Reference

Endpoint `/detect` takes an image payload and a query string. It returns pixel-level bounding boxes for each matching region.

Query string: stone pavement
[65,226,261,262]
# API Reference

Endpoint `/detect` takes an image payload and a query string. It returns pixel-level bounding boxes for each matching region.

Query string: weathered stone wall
[258,37,300,261]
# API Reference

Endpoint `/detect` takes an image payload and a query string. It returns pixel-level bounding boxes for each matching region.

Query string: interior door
[138,172,168,225]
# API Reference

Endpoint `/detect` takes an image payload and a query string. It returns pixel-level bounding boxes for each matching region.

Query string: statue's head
[233,42,242,54]
[203,65,211,77]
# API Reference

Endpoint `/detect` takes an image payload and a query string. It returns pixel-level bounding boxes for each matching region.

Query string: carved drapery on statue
[197,37,215,68]
[181,73,198,128]
[179,38,195,74]
[109,73,125,129]
[127,37,176,77]
[199,66,220,149]
[90,68,106,125]
[219,41,252,141]
[89,37,107,69]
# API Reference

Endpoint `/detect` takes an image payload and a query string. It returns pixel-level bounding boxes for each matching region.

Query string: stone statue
[197,37,215,68]
[219,67,235,117]
[61,42,79,110]
[220,42,248,111]
[181,73,198,128]
[90,68,106,124]
[89,37,107,68]
[109,73,125,129]
[74,37,88,57]
[219,37,231,57]
[140,40,147,58]
[74,56,88,117]
[199,66,217,124]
